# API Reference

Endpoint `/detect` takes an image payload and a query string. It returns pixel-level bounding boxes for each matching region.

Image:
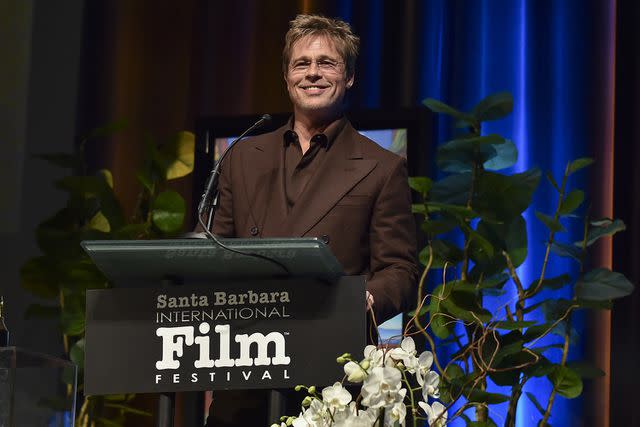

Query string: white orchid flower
[344,360,368,383]
[388,337,419,371]
[420,370,441,399]
[364,345,386,368]
[418,401,448,427]
[321,382,352,409]
[384,402,407,426]
[415,351,434,382]
[294,399,329,427]
[333,403,376,427]
[361,367,403,408]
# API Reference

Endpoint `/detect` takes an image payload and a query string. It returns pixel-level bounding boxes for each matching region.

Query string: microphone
[197,114,272,218]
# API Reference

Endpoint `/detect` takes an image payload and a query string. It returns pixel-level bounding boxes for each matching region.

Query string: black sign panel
[85,277,365,395]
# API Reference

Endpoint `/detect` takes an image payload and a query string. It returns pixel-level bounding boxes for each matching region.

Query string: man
[205,14,418,425]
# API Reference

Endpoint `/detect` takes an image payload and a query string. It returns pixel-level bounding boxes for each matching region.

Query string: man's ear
[346,73,354,89]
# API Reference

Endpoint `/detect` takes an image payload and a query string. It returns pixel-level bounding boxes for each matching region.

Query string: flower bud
[294,385,303,392]
[308,386,316,394]
[302,396,313,407]
[336,356,346,364]
[360,359,370,370]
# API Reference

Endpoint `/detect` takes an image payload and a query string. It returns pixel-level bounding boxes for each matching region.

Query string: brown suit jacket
[210,120,418,323]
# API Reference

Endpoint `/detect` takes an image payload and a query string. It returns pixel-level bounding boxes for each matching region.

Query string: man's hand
[366,290,375,312]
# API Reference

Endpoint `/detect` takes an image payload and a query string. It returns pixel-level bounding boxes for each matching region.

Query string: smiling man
[205,14,418,426]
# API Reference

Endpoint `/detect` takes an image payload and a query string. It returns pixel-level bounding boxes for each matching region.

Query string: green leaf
[421,218,459,236]
[61,310,85,336]
[411,204,426,215]
[471,92,513,122]
[423,240,464,269]
[98,169,114,189]
[437,134,504,173]
[493,320,537,330]
[475,215,528,268]
[389,128,407,155]
[546,171,560,192]
[525,392,546,416]
[483,138,518,171]
[581,218,626,247]
[441,288,492,324]
[478,273,510,289]
[523,323,555,342]
[466,389,510,404]
[70,338,85,370]
[549,365,583,398]
[566,361,605,379]
[541,299,573,324]
[429,284,456,339]
[535,211,565,233]
[567,157,594,174]
[430,173,472,206]
[522,300,546,315]
[423,98,475,123]
[576,268,634,301]
[162,131,195,180]
[408,177,432,195]
[559,190,584,215]
[151,190,186,234]
[88,211,110,232]
[427,202,478,218]
[529,274,572,291]
[523,355,554,378]
[55,174,124,230]
[136,169,154,192]
[486,332,525,367]
[407,305,429,317]
[550,241,582,261]
[461,222,495,258]
[474,169,541,221]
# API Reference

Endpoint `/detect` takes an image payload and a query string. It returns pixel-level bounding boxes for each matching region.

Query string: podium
[0,347,77,427]
[81,238,365,426]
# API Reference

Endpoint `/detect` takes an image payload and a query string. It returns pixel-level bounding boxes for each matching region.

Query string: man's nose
[305,61,321,78]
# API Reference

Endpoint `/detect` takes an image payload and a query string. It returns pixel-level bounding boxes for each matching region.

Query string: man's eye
[293,61,310,69]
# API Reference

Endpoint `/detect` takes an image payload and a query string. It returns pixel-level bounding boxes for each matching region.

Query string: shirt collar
[283,116,348,150]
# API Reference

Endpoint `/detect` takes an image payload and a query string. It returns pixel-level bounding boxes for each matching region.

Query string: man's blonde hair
[282,14,360,77]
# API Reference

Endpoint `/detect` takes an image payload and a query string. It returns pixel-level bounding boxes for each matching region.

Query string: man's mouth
[300,85,330,93]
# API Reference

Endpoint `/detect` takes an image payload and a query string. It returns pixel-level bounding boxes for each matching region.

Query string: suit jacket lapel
[241,127,288,235]
[286,123,377,236]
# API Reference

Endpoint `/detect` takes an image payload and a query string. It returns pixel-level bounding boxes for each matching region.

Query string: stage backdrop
[73,1,636,426]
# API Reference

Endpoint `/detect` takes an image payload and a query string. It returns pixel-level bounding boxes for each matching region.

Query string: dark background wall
[1,0,84,356]
[1,1,638,426]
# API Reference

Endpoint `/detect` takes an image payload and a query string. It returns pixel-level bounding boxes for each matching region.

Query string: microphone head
[260,114,272,124]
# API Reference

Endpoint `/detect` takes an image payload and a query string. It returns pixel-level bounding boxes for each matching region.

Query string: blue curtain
[337,0,616,425]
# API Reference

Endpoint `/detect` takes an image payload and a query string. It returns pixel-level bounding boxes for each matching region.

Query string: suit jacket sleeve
[367,157,419,324]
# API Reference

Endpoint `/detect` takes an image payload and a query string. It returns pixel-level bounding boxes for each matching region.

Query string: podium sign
[84,277,365,395]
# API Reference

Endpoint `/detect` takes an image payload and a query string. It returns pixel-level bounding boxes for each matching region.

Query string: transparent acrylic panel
[0,347,76,427]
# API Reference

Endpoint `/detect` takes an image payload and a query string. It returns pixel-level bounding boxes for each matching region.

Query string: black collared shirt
[283,117,347,211]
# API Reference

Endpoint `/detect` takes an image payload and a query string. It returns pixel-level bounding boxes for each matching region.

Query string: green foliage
[20,124,193,426]
[410,92,634,427]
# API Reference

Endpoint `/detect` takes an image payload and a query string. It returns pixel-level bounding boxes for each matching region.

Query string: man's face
[284,34,354,120]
